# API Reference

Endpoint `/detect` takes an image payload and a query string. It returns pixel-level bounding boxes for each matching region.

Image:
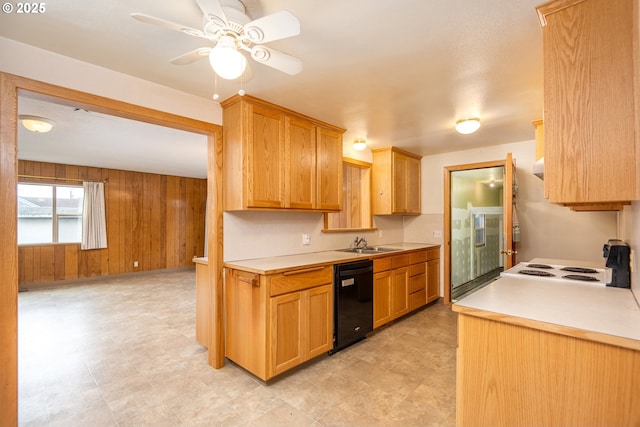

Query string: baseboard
[18,266,195,292]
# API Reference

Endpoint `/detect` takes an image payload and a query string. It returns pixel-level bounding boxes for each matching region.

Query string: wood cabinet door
[390,266,409,319]
[316,127,343,211]
[373,270,391,328]
[270,291,304,376]
[286,117,316,209]
[225,269,267,380]
[426,258,440,303]
[406,155,421,214]
[306,284,333,358]
[392,152,408,213]
[540,0,638,204]
[247,103,285,208]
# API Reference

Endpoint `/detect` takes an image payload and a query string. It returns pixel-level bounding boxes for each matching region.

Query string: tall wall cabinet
[371,147,422,215]
[537,0,640,210]
[222,94,345,211]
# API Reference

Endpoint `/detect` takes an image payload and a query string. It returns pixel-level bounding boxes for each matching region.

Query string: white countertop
[220,242,439,274]
[453,275,640,350]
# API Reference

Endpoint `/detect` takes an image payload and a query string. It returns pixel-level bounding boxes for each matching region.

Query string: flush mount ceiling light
[353,138,367,151]
[19,115,55,133]
[455,117,481,134]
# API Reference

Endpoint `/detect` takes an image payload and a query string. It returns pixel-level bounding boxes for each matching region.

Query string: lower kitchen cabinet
[456,312,640,426]
[390,260,409,319]
[373,269,392,328]
[426,247,440,303]
[225,265,333,381]
[270,283,333,377]
[374,247,440,328]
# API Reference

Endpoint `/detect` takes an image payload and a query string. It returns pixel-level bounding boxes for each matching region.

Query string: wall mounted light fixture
[19,115,55,133]
[353,137,367,151]
[455,117,481,134]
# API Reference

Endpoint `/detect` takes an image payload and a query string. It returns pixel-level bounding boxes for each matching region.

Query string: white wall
[620,202,640,301]
[405,139,617,264]
[0,37,222,125]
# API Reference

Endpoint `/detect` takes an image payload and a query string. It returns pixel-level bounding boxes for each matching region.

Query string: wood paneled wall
[18,160,207,285]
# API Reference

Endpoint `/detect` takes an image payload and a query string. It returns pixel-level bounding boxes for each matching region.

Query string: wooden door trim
[443,158,508,305]
[0,72,224,425]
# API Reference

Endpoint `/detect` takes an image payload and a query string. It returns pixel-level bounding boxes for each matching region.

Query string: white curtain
[81,181,107,250]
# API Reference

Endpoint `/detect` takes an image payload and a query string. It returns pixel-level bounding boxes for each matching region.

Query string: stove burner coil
[526,264,554,269]
[560,266,599,274]
[562,274,600,282]
[518,269,556,277]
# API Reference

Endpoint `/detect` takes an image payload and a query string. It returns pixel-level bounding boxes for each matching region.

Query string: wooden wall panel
[17,160,207,286]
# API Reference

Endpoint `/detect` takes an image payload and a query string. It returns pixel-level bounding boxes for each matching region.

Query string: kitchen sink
[337,247,401,254]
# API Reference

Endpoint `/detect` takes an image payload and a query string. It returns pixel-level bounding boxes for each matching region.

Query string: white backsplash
[224,211,405,261]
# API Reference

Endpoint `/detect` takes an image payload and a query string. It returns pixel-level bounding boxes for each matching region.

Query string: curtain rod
[18,174,108,183]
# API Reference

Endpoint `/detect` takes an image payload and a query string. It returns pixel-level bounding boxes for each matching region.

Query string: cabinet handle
[235,273,259,287]
[282,266,325,276]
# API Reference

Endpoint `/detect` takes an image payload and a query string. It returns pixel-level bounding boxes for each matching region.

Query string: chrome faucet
[354,236,367,249]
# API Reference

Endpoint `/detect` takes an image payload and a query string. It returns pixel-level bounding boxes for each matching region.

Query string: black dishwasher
[331,259,373,354]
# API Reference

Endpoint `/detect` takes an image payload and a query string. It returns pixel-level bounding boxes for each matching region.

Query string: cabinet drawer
[409,262,426,277]
[409,250,427,264]
[270,265,333,296]
[426,247,439,261]
[374,257,392,273]
[409,289,426,311]
[409,273,426,294]
[391,254,410,269]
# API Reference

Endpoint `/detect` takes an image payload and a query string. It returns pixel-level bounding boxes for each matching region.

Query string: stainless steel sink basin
[337,247,401,254]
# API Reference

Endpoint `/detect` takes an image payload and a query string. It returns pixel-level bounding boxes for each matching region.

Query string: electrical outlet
[134,261,139,268]
[302,234,311,245]
[433,230,443,238]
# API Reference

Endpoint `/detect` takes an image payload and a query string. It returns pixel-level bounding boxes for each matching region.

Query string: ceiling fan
[131,0,302,81]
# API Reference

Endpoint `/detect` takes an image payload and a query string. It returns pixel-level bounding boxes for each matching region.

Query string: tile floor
[18,269,457,426]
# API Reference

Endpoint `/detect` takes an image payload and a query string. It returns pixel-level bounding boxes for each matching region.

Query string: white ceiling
[1,0,544,179]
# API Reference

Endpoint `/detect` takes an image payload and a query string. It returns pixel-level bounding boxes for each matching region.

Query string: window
[323,158,375,232]
[18,183,84,244]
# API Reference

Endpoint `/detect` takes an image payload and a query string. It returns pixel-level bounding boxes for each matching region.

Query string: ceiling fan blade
[194,0,228,28]
[170,48,212,65]
[244,11,301,43]
[130,13,206,38]
[251,46,302,75]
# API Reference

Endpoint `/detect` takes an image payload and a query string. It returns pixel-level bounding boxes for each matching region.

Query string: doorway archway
[443,153,516,304]
[0,72,224,425]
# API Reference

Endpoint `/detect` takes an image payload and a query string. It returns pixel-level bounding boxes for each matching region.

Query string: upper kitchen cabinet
[537,0,640,209]
[371,147,422,215]
[222,94,345,212]
[316,127,344,211]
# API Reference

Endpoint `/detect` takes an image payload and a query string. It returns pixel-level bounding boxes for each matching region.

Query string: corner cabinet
[222,94,345,212]
[371,147,422,215]
[225,265,333,381]
[537,0,640,209]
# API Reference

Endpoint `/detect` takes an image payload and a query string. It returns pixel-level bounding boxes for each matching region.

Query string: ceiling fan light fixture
[455,117,481,134]
[19,115,55,133]
[353,138,367,151]
[209,35,247,80]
